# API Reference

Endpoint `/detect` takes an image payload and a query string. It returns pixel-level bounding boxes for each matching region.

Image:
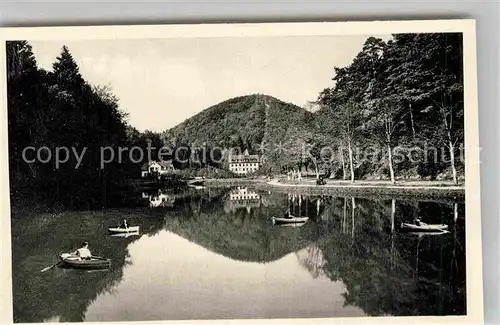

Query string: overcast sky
[30,35,389,132]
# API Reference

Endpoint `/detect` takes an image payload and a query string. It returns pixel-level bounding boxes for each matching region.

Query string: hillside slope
[163,94,315,171]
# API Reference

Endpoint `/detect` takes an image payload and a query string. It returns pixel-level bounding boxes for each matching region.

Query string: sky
[30,35,389,132]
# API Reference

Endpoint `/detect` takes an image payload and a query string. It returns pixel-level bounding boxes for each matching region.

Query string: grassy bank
[203,177,465,199]
[260,183,463,200]
[203,178,259,187]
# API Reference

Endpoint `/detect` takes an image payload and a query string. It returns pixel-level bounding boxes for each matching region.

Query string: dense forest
[6,42,171,206]
[315,33,464,184]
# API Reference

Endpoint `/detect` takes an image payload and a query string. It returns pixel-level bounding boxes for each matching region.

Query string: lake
[11,186,466,322]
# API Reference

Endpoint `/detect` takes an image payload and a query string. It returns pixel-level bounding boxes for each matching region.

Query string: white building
[141,160,175,177]
[228,149,260,175]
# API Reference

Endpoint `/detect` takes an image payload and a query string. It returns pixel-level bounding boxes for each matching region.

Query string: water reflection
[85,231,364,321]
[281,193,325,219]
[12,187,466,322]
[224,186,262,214]
[142,189,176,208]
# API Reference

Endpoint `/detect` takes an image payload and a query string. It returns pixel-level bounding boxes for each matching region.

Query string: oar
[91,256,109,261]
[41,260,62,273]
[41,249,77,272]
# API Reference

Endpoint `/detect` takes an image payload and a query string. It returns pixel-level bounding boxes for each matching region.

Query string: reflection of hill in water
[163,196,315,263]
[295,244,327,279]
[84,231,365,320]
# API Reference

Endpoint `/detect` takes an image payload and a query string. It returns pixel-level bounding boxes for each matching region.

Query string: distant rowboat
[400,222,448,232]
[272,216,309,225]
[277,222,307,228]
[108,226,140,233]
[109,231,140,238]
[407,230,450,237]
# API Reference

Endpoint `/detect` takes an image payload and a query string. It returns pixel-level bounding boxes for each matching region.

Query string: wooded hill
[162,94,316,173]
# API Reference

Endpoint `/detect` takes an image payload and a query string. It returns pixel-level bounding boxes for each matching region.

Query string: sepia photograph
[0,20,482,324]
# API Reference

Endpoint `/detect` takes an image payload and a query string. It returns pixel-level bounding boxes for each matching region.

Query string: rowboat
[59,253,111,270]
[272,216,309,225]
[108,226,140,233]
[400,222,448,232]
[407,230,450,237]
[187,178,205,186]
[109,231,140,238]
[189,185,206,190]
[278,222,307,228]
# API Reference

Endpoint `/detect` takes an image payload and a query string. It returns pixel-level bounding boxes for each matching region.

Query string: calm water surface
[11,186,466,322]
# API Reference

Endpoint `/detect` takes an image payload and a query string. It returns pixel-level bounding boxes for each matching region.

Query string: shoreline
[203,178,465,198]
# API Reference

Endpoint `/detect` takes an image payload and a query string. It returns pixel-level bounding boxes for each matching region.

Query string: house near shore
[228,149,260,175]
[141,160,175,177]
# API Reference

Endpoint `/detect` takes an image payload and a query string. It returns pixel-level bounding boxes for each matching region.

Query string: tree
[364,99,407,183]
[6,41,43,179]
[7,42,133,206]
[412,33,464,183]
[343,101,362,183]
[6,41,37,80]
[384,36,433,141]
[362,45,407,184]
[318,38,387,183]
[423,102,463,184]
[52,46,84,89]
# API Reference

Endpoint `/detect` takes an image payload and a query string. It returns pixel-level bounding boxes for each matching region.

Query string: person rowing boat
[70,241,92,260]
[119,219,129,229]
[415,218,428,226]
[41,242,107,272]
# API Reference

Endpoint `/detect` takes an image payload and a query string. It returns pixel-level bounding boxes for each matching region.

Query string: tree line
[312,33,464,184]
[6,42,160,206]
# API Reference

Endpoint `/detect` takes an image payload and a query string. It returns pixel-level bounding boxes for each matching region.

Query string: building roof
[158,160,174,167]
[141,160,174,171]
[229,155,259,163]
[229,150,260,163]
[141,162,150,171]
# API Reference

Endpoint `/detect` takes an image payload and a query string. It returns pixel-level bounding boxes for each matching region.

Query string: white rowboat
[108,226,140,233]
[400,223,448,232]
[272,216,309,224]
[109,231,140,238]
[277,222,307,228]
